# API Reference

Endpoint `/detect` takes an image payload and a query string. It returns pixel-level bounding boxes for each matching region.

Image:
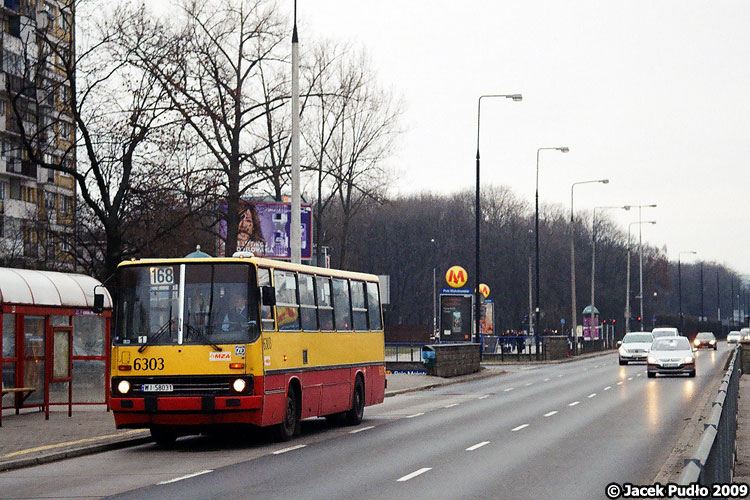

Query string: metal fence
[677,347,739,498]
[385,343,427,362]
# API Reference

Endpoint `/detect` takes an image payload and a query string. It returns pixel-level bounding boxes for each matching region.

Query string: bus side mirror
[93,292,105,314]
[616,340,622,348]
[261,286,276,306]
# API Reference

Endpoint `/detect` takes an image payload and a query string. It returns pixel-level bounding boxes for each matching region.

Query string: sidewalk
[0,366,505,472]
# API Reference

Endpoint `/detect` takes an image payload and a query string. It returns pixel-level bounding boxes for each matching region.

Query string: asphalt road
[0,345,730,500]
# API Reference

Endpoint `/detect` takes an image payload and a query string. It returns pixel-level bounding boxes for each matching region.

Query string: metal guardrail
[677,347,739,498]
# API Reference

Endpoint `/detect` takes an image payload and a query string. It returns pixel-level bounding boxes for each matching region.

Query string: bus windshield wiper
[138,317,173,353]
[185,323,222,352]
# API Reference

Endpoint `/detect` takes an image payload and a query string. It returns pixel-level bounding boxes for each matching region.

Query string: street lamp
[569,178,609,354]
[431,238,437,340]
[678,251,697,333]
[534,146,568,358]
[625,220,655,333]
[591,205,631,345]
[633,204,657,330]
[475,93,522,345]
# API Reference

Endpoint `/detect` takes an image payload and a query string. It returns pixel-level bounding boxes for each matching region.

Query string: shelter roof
[0,267,112,309]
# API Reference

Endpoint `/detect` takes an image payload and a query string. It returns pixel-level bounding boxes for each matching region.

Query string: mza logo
[445,266,468,288]
[209,352,232,361]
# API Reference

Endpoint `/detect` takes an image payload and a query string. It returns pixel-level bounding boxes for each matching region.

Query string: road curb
[0,434,153,473]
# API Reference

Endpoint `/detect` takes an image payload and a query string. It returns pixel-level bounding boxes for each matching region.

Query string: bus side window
[299,273,318,331]
[366,282,382,330]
[316,276,334,331]
[275,270,301,331]
[351,280,368,331]
[332,278,352,331]
[258,268,275,331]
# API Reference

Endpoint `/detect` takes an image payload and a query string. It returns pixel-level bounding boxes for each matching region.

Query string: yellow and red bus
[107,254,385,444]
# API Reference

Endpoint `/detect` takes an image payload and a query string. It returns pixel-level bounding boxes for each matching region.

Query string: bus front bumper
[111,395,263,427]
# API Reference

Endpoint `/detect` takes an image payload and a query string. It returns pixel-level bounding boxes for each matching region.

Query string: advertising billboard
[439,292,473,341]
[220,201,313,259]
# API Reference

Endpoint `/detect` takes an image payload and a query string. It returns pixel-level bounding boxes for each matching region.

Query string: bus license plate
[141,384,173,392]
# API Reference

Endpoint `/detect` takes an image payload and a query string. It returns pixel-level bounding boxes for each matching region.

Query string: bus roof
[117,256,380,282]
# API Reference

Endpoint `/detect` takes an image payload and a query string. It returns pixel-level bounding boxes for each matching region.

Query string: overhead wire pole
[290,0,301,264]
[635,204,656,330]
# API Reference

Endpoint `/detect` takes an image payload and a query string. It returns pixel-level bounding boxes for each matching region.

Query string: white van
[651,327,680,339]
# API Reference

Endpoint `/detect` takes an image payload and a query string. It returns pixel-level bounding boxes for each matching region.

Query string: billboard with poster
[439,289,473,341]
[219,201,313,259]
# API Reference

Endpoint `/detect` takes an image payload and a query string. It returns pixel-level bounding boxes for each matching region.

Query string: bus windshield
[115,263,260,347]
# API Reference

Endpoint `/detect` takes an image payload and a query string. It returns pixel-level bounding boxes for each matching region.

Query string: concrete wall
[424,343,480,377]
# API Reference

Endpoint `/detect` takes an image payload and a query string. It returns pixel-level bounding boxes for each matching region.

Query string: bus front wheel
[150,427,178,447]
[345,377,365,426]
[275,386,299,442]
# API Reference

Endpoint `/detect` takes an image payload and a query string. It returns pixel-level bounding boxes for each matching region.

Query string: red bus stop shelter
[1,267,112,426]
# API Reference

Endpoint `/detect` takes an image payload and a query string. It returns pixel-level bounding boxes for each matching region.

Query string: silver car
[647,336,695,378]
[727,331,741,344]
[618,332,654,365]
[651,327,679,339]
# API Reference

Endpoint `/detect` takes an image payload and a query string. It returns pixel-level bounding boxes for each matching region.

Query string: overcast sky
[299,1,750,275]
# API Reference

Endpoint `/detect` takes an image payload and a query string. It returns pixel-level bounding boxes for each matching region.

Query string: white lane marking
[617,381,624,385]
[397,468,432,482]
[568,401,580,407]
[525,382,533,386]
[444,403,459,408]
[503,387,514,392]
[158,470,213,485]
[544,411,558,417]
[511,424,529,432]
[557,374,564,377]
[588,393,597,398]
[466,441,490,451]
[544,378,551,382]
[406,412,425,419]
[478,395,490,400]
[350,426,374,434]
[636,373,642,377]
[627,377,633,381]
[594,365,600,368]
[273,445,306,455]
[604,386,612,391]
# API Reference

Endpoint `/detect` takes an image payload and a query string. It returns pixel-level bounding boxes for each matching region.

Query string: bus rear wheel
[345,377,365,426]
[275,386,299,442]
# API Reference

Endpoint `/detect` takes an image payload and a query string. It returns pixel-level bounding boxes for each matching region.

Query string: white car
[727,331,741,344]
[651,327,679,339]
[647,336,695,378]
[618,332,654,365]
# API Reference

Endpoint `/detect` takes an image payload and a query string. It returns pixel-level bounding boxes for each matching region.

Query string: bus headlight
[117,380,131,394]
[232,378,247,393]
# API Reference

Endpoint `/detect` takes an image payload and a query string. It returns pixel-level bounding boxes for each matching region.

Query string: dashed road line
[397,468,432,482]
[604,386,612,391]
[503,387,514,392]
[627,377,633,381]
[466,441,490,451]
[568,401,580,407]
[406,412,425,419]
[511,424,529,432]
[525,382,534,386]
[544,411,558,417]
[617,381,624,385]
[478,395,490,400]
[588,393,597,398]
[444,403,459,408]
[350,426,374,434]
[544,378,551,382]
[273,445,306,455]
[158,470,213,485]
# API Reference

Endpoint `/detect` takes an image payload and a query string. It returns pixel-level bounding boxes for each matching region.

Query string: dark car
[693,332,717,350]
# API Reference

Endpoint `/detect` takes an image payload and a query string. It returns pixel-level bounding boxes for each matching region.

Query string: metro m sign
[445,266,468,288]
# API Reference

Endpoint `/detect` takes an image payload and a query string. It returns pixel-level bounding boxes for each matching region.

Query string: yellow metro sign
[445,266,468,288]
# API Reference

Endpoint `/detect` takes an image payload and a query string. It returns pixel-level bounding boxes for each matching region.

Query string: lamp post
[570,178,609,354]
[591,205,631,345]
[534,146,568,358]
[700,261,704,322]
[626,220,656,333]
[475,94,522,345]
[633,204,657,330]
[678,251,696,333]
[431,238,437,340]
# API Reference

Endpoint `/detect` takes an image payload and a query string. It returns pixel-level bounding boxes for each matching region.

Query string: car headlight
[694,339,700,346]
[619,346,626,355]
[232,378,247,393]
[117,380,131,394]
[709,340,716,345]
[647,356,657,364]
[683,356,695,364]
